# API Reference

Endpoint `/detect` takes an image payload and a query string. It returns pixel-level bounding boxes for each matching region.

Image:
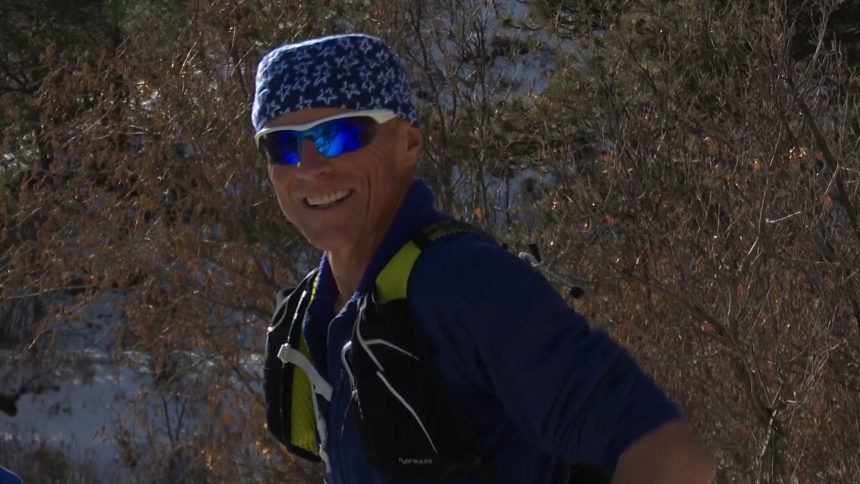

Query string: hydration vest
[263,220,491,478]
[263,220,612,483]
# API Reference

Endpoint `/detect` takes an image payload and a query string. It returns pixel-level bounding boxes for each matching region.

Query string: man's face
[265,107,421,253]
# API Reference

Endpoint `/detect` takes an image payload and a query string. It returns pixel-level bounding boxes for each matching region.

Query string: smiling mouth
[304,189,353,208]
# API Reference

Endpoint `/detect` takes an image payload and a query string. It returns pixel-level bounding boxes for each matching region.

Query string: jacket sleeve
[408,235,681,473]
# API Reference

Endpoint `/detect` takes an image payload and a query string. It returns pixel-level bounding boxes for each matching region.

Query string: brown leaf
[705,136,720,156]
[788,147,807,166]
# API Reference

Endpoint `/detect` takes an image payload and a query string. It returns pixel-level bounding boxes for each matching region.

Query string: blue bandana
[251,34,420,131]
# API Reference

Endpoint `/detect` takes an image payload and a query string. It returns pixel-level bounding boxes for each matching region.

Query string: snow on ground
[1,356,143,471]
[0,293,140,477]
[0,292,201,481]
[1,290,266,482]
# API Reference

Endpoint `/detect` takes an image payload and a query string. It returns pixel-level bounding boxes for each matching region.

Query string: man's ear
[402,122,423,167]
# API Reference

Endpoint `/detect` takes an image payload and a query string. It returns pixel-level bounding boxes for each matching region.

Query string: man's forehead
[264,107,353,129]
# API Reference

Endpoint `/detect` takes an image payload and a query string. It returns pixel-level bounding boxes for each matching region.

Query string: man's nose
[295,138,332,179]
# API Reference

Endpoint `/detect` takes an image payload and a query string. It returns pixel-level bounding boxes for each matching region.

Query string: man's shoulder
[415,227,518,272]
[408,227,550,302]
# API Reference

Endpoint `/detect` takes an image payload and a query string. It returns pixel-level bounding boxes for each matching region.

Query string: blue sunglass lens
[312,118,372,157]
[261,117,378,165]
[262,130,301,165]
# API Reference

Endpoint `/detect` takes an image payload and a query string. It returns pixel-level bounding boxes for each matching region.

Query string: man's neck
[326,218,391,312]
[328,247,367,311]
[325,178,416,311]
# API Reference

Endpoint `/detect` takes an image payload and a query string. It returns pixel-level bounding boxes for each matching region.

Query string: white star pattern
[293,48,311,62]
[275,81,293,102]
[319,45,337,58]
[343,57,359,70]
[295,95,313,109]
[316,87,337,104]
[381,87,394,104]
[358,37,373,53]
[375,49,390,63]
[340,81,360,99]
[269,59,288,78]
[314,71,332,85]
[398,86,410,100]
[314,62,332,78]
[382,67,396,83]
[252,34,420,130]
[336,69,350,80]
[293,77,311,93]
[294,60,314,77]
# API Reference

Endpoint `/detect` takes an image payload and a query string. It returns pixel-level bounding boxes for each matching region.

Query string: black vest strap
[412,219,493,249]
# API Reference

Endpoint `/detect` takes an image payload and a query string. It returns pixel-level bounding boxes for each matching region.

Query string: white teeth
[306,190,351,207]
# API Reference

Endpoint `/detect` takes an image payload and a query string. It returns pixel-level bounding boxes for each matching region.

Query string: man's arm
[613,420,716,484]
[411,236,714,478]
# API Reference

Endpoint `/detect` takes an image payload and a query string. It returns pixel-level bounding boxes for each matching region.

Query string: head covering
[251,33,420,131]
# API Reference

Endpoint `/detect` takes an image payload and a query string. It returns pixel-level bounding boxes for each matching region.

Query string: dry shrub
[363,0,860,481]
[0,437,105,483]
[2,0,327,480]
[511,1,860,481]
[2,0,858,482]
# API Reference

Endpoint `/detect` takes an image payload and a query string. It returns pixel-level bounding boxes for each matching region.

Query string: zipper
[326,296,362,483]
[327,323,354,482]
[332,368,347,482]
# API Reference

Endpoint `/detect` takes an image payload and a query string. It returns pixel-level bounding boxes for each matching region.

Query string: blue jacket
[302,180,680,483]
[0,467,23,484]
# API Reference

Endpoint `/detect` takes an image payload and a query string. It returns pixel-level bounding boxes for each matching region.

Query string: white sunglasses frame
[254,109,399,148]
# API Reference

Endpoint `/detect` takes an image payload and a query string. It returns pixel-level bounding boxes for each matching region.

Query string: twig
[765,211,802,224]
[786,74,860,247]
[785,65,860,338]
[757,407,779,483]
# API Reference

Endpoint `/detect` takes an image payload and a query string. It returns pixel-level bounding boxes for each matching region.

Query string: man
[0,466,23,484]
[253,33,715,483]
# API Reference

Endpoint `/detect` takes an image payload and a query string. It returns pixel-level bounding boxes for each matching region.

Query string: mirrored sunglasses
[254,110,398,165]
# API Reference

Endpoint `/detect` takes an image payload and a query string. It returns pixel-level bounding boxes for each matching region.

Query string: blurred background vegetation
[1,0,858,482]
